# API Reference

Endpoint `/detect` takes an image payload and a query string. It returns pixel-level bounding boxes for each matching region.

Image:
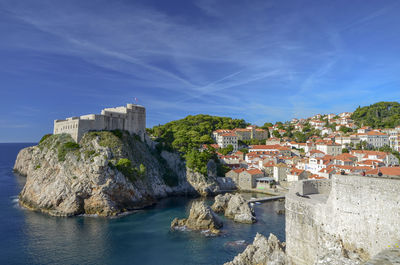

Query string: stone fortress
[53,103,146,142]
[285,174,400,264]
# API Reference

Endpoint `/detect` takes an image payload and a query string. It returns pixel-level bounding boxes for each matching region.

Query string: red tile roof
[365,167,400,176]
[246,169,264,175]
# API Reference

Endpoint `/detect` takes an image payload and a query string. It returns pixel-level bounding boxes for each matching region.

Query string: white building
[309,120,326,130]
[335,136,361,148]
[321,128,333,136]
[385,127,400,152]
[54,103,146,142]
[350,150,399,166]
[305,157,329,174]
[357,131,389,148]
[216,132,238,151]
[327,114,336,119]
[316,141,342,156]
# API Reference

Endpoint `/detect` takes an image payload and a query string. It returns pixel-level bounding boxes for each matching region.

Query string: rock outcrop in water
[171,200,222,235]
[224,233,286,265]
[13,131,230,216]
[211,193,233,212]
[211,193,256,224]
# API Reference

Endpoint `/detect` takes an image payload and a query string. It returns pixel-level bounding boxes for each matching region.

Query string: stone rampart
[286,174,400,265]
[294,179,331,196]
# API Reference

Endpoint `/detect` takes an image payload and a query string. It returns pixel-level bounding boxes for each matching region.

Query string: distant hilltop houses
[53,103,146,142]
[208,111,400,192]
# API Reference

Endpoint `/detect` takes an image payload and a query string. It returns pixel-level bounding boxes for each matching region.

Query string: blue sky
[1,0,400,142]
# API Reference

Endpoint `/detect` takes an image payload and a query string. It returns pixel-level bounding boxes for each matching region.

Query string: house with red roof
[238,168,264,189]
[225,168,246,184]
[350,150,399,166]
[306,149,325,158]
[356,131,389,148]
[332,153,357,166]
[214,131,238,151]
[316,140,342,156]
[287,167,309,182]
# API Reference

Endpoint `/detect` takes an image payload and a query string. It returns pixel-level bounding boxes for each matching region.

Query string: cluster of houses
[212,125,269,151]
[209,112,400,192]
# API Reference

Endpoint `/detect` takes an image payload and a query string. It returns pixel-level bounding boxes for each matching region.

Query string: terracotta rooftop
[365,167,400,176]
[246,169,264,175]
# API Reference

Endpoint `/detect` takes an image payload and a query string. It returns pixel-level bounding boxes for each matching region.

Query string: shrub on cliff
[115,158,146,183]
[39,134,52,144]
[58,142,80,162]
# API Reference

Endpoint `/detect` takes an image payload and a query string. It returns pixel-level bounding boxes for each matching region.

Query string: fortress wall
[54,119,79,142]
[324,174,400,258]
[286,193,321,265]
[298,179,331,196]
[286,175,400,264]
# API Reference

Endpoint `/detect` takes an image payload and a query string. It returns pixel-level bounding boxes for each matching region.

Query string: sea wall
[286,174,400,265]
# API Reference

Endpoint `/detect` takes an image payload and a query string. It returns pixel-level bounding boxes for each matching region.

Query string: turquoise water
[0,143,285,265]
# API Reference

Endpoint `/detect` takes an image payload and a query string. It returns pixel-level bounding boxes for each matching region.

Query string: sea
[0,143,285,265]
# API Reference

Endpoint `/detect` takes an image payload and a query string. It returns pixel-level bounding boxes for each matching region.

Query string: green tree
[220,144,234,155]
[261,122,273,129]
[148,114,248,155]
[339,126,353,134]
[239,148,248,154]
[272,130,281,138]
[351,101,400,128]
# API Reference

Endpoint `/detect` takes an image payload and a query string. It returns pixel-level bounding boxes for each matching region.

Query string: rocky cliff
[14,131,229,216]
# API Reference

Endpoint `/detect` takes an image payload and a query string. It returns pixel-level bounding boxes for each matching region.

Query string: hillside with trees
[147,114,248,175]
[148,114,248,154]
[352,102,400,128]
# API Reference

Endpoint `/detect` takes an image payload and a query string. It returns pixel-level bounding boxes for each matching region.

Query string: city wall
[286,174,400,265]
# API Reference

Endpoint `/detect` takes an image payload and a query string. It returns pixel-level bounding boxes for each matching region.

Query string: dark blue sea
[0,143,285,265]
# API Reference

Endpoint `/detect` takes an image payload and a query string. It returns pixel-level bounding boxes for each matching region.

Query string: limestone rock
[224,233,286,265]
[186,167,221,196]
[364,248,400,265]
[211,193,233,213]
[171,200,222,234]
[225,194,256,224]
[211,193,256,223]
[14,132,194,217]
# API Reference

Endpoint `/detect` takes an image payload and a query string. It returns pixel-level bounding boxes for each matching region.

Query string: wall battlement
[286,174,400,265]
[53,103,146,142]
[294,179,331,197]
